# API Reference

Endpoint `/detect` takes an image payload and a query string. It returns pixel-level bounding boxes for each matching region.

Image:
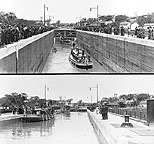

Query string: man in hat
[103,102,108,120]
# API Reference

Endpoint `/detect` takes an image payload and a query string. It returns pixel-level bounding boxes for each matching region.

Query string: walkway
[90,110,154,144]
[0,113,21,122]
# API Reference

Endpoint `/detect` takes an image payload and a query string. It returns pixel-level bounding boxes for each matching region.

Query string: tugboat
[69,47,93,70]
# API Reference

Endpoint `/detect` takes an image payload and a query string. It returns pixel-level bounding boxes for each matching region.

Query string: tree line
[101,93,154,108]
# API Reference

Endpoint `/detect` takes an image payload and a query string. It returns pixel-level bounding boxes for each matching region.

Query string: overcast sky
[0,75,154,103]
[1,0,154,23]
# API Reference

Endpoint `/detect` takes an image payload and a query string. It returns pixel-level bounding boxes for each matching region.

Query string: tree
[0,97,9,109]
[27,96,40,108]
[5,12,17,24]
[87,18,97,25]
[80,18,87,26]
[77,100,83,105]
[56,20,60,27]
[0,11,17,24]
[118,101,126,108]
[136,93,150,104]
[0,92,28,113]
[137,16,146,26]
[66,99,73,105]
[108,96,119,103]
[99,15,114,22]
[115,15,128,24]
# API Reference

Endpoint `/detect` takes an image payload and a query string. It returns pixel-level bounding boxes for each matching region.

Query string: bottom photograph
[0,75,154,144]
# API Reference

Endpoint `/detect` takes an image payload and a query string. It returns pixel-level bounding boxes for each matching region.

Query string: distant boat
[21,108,54,123]
[69,47,93,70]
[77,106,87,112]
[61,105,70,113]
[60,36,70,44]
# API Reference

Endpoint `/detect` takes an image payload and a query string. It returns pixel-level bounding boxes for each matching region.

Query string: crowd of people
[75,25,154,40]
[75,25,130,37]
[0,24,54,47]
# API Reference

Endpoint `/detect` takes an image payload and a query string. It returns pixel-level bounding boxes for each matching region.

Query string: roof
[144,23,154,26]
[120,22,130,25]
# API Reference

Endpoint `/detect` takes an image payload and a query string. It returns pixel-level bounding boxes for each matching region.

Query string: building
[120,21,131,29]
[130,22,139,30]
[144,23,154,29]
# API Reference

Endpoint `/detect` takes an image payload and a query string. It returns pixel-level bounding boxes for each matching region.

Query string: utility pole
[44,4,48,26]
[90,5,99,30]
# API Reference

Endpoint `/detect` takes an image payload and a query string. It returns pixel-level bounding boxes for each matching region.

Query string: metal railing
[109,107,147,121]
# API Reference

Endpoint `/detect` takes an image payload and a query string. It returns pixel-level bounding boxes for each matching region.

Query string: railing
[109,107,147,122]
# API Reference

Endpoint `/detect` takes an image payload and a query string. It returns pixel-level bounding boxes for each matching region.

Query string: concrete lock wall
[87,110,118,144]
[77,30,154,72]
[0,30,54,73]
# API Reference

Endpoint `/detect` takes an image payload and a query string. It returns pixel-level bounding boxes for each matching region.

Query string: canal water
[42,43,107,73]
[0,112,100,144]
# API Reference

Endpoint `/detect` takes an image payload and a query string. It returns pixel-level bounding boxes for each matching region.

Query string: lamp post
[90,84,99,104]
[44,4,48,26]
[90,5,99,29]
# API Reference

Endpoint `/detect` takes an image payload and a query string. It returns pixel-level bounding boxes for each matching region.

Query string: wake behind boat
[69,47,93,70]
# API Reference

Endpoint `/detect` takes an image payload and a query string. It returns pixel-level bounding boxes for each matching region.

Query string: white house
[144,23,154,29]
[130,22,139,30]
[120,22,131,29]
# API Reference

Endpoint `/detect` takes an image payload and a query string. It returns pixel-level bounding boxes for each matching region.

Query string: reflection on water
[0,112,100,144]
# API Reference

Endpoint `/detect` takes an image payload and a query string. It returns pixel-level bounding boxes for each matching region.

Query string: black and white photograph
[0,75,154,144]
[1,0,154,73]
[0,0,154,144]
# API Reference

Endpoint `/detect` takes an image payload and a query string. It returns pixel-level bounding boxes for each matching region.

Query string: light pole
[44,4,48,26]
[90,84,99,104]
[90,5,99,29]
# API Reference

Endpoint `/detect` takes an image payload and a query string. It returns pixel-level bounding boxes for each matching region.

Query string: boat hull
[69,54,93,70]
[21,115,53,123]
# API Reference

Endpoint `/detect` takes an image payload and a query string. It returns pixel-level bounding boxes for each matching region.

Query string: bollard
[120,115,134,128]
[125,115,129,122]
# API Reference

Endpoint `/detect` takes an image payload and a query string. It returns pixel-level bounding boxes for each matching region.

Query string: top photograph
[0,0,154,73]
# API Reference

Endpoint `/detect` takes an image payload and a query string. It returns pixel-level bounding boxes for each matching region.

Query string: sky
[0,75,154,103]
[1,0,154,23]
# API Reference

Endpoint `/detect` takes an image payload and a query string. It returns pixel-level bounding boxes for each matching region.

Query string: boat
[61,105,70,113]
[21,108,54,123]
[77,106,87,112]
[69,47,93,69]
[60,36,70,44]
